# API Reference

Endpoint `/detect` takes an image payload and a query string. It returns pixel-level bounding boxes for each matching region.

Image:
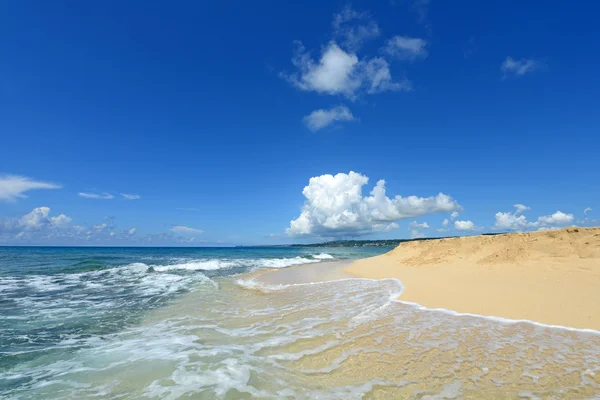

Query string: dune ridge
[345,227,600,330]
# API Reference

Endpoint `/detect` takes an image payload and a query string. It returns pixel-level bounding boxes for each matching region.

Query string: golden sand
[345,227,600,330]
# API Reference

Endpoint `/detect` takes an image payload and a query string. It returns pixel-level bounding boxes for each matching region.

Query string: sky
[1,0,599,246]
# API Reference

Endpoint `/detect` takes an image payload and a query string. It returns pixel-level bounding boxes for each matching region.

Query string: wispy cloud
[121,193,141,200]
[170,226,203,235]
[412,0,431,24]
[501,57,541,77]
[78,192,114,199]
[303,105,356,131]
[0,175,61,202]
[332,6,380,51]
[383,36,428,61]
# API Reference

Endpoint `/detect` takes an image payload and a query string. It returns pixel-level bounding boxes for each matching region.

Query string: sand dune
[345,227,600,330]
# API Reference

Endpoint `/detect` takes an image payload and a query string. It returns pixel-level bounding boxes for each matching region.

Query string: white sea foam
[151,254,330,272]
[313,253,335,260]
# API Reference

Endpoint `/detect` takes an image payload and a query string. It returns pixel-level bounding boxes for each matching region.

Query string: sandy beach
[345,227,600,330]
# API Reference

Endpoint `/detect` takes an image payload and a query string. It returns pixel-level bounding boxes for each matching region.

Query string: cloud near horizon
[121,193,141,200]
[493,205,574,230]
[0,175,62,202]
[286,171,461,237]
[453,220,480,231]
[170,226,203,235]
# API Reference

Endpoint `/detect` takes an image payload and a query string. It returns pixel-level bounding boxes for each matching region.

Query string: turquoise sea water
[2,246,600,399]
[0,246,388,398]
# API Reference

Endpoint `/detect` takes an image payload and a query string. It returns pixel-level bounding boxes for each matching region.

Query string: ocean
[1,246,599,399]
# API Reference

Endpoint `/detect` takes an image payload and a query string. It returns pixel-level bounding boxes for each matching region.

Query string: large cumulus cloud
[286,171,461,237]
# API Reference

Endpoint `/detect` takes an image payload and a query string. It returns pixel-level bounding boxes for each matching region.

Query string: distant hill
[287,233,505,248]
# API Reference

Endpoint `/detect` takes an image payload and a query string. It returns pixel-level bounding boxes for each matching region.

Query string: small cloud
[121,193,141,200]
[514,204,531,214]
[109,231,116,237]
[303,105,356,131]
[584,207,592,216]
[533,211,574,227]
[453,220,480,231]
[450,211,459,220]
[0,175,62,202]
[411,229,426,239]
[437,218,450,232]
[93,223,107,231]
[128,227,136,235]
[78,192,114,199]
[501,57,541,77]
[383,36,428,61]
[408,221,430,229]
[283,42,410,99]
[332,6,380,51]
[171,226,203,235]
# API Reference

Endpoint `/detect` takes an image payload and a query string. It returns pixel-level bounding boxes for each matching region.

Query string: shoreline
[253,227,600,332]
[345,227,600,331]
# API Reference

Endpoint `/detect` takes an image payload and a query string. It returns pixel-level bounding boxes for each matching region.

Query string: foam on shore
[345,227,600,331]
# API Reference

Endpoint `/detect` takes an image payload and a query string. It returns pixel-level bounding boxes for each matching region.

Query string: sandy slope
[345,227,600,330]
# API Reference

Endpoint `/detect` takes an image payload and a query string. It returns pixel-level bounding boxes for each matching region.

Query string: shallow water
[1,247,600,399]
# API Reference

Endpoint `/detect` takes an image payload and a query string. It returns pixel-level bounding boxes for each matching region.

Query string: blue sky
[1,0,598,245]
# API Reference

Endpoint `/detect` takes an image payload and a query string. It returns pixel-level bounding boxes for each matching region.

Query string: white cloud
[409,221,430,229]
[494,211,528,230]
[0,175,61,202]
[501,57,540,77]
[411,229,426,239]
[454,220,479,231]
[286,42,360,97]
[128,227,136,235]
[362,57,411,94]
[534,211,574,227]
[171,226,203,235]
[284,42,409,99]
[50,214,72,227]
[332,6,380,51]
[494,205,574,230]
[437,218,450,233]
[93,223,107,231]
[121,193,141,200]
[286,171,461,237]
[109,231,116,237]
[584,207,592,216]
[383,36,428,61]
[5,207,72,233]
[78,192,114,199]
[450,211,459,220]
[514,204,531,214]
[303,105,356,131]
